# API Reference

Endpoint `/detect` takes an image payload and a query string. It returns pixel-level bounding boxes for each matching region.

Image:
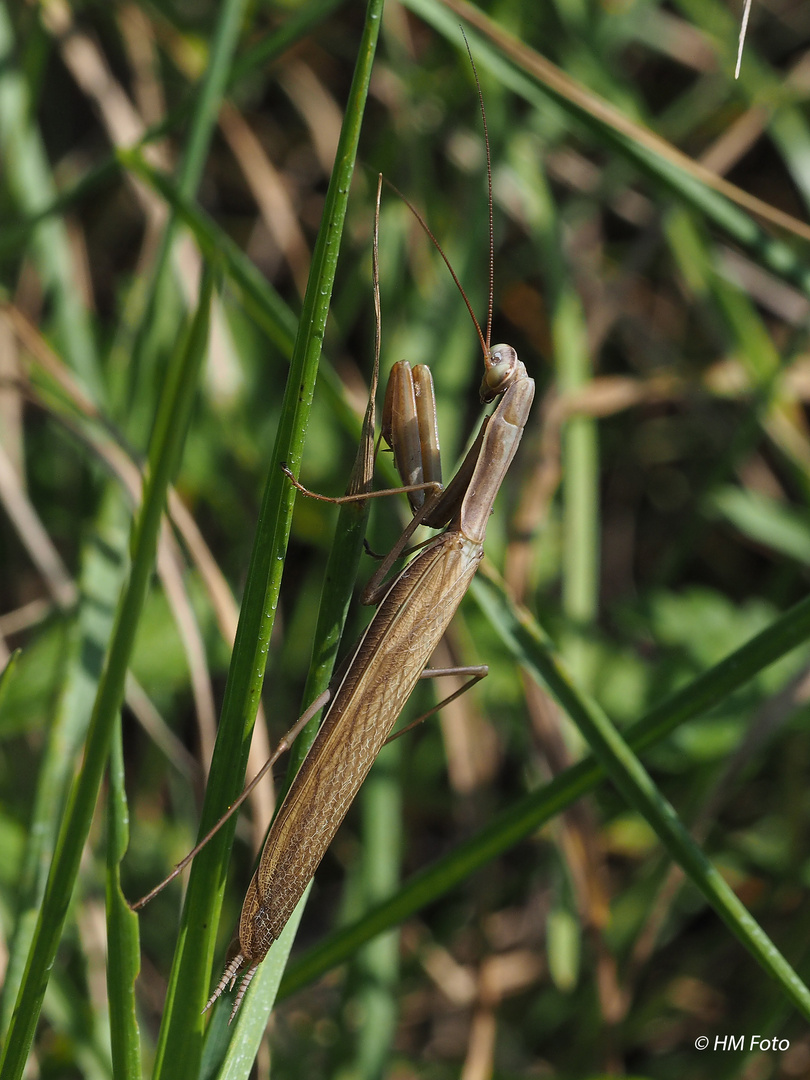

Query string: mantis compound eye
[480,344,519,403]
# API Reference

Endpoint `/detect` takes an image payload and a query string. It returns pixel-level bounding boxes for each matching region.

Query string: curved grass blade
[0,268,215,1080]
[278,577,810,1002]
[470,574,810,1020]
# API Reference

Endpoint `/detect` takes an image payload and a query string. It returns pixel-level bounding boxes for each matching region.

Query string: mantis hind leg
[384,665,488,746]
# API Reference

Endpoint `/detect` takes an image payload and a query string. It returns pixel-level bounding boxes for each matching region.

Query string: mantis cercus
[134,51,535,1023]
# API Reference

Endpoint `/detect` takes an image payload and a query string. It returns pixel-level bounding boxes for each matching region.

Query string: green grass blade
[0,0,347,268]
[711,487,810,566]
[0,649,20,715]
[230,0,347,87]
[176,0,250,203]
[0,493,129,1039]
[119,145,375,458]
[106,722,142,1080]
[205,888,312,1080]
[151,3,384,1074]
[277,579,810,1001]
[473,574,810,1020]
[114,0,249,436]
[516,148,598,661]
[0,269,215,1080]
[206,176,392,1077]
[346,743,402,1078]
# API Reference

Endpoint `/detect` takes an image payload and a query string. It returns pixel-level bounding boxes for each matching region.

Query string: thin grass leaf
[471,573,810,1020]
[106,722,141,1080]
[205,887,312,1080]
[230,0,347,87]
[114,0,250,439]
[0,649,20,716]
[347,743,402,1078]
[151,4,384,1074]
[0,493,130,1039]
[711,487,810,565]
[277,575,810,1001]
[0,268,215,1080]
[118,148,385,451]
[517,149,598,641]
[118,149,297,356]
[0,1,348,269]
[176,0,252,204]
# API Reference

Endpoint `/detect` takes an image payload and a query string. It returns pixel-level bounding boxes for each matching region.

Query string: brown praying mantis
[133,51,535,1023]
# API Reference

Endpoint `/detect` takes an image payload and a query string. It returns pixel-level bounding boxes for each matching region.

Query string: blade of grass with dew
[107,721,142,1080]
[151,4,384,1074]
[0,267,215,1080]
[277,577,810,1000]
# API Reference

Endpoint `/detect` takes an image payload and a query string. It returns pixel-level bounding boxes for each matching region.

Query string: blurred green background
[2,0,810,1077]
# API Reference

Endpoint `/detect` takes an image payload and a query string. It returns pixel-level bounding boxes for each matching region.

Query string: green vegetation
[1,0,810,1077]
